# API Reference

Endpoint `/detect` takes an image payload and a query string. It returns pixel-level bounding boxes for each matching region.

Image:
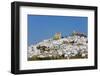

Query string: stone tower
[53,32,61,40]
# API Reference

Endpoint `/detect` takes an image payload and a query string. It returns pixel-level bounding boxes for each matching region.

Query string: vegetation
[28,54,88,61]
[37,45,50,51]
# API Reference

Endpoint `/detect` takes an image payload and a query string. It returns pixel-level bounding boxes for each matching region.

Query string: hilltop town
[28,31,88,61]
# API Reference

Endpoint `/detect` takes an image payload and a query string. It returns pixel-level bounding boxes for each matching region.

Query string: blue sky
[28,15,88,45]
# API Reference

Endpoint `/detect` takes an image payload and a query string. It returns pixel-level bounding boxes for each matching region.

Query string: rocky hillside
[28,32,88,61]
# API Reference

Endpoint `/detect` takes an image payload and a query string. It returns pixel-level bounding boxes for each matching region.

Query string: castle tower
[53,32,61,40]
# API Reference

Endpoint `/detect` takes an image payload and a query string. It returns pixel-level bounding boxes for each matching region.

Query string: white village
[28,31,88,61]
